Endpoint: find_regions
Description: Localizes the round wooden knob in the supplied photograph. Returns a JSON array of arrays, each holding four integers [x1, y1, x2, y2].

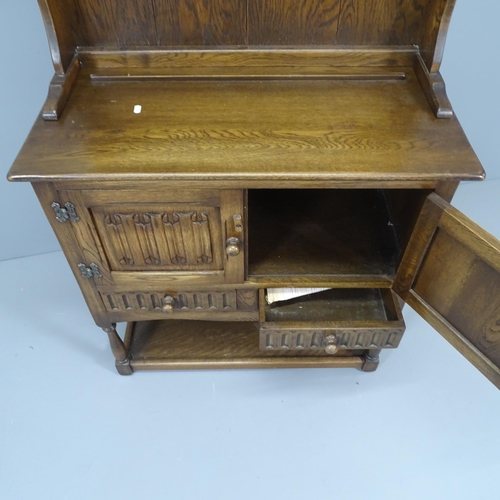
[[162, 296, 175, 313], [163, 303, 174, 313], [226, 237, 241, 257], [324, 335, 339, 355], [226, 244, 240, 256]]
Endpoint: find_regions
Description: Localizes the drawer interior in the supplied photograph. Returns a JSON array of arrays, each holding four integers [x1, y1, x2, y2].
[[263, 288, 399, 323]]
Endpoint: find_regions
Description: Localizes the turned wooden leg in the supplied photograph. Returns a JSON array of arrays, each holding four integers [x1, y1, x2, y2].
[[362, 348, 382, 372], [103, 324, 133, 375]]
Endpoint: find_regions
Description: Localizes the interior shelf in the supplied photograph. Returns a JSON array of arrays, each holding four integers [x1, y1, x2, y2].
[[248, 189, 402, 280]]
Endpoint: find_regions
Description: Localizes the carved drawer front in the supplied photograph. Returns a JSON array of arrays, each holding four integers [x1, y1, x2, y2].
[[260, 328, 404, 352], [100, 289, 258, 320], [259, 288, 405, 354]]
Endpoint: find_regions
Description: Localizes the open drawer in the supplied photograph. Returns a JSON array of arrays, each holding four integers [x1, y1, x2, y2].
[[259, 288, 405, 353]]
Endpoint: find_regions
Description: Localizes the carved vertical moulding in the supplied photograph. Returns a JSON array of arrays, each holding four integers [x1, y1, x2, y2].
[[100, 290, 240, 313], [260, 328, 404, 351], [92, 205, 223, 271]]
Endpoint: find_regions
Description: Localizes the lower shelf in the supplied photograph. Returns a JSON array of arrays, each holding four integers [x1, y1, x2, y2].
[[124, 320, 368, 371]]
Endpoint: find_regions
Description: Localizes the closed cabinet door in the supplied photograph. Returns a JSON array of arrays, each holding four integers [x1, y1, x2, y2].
[[58, 188, 245, 288]]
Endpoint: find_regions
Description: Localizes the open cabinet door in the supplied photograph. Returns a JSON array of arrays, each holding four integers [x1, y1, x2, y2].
[[394, 193, 500, 389]]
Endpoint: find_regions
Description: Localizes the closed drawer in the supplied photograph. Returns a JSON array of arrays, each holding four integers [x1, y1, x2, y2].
[[101, 289, 258, 321], [259, 288, 405, 353]]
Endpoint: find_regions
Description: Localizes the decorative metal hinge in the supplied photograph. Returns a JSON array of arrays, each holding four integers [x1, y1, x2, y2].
[[52, 202, 79, 223], [78, 263, 102, 279]]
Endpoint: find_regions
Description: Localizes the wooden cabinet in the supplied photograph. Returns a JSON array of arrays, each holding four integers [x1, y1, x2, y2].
[[7, 0, 500, 388]]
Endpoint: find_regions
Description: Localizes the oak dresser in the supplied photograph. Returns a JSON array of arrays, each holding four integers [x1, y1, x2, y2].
[[7, 0, 500, 387]]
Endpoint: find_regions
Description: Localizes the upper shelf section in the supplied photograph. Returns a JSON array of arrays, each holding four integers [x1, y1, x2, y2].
[[40, 0, 456, 75]]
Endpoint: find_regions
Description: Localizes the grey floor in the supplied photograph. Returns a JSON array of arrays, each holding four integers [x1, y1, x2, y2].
[[1, 181, 500, 499]]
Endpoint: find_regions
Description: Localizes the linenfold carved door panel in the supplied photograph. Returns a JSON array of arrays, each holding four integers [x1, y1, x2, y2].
[[394, 193, 500, 389], [91, 205, 223, 272], [58, 189, 244, 286]]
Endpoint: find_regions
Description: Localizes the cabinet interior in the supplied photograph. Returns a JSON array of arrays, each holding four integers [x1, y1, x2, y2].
[[248, 189, 428, 282]]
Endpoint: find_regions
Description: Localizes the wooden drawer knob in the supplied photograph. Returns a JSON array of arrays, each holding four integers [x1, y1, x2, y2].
[[324, 335, 339, 355], [162, 295, 176, 313], [226, 237, 241, 257]]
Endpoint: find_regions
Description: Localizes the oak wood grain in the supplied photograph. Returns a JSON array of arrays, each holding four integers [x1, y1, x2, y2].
[[11, 1, 494, 380], [249, 0, 341, 45], [383, 189, 431, 261], [407, 291, 500, 390], [74, 0, 157, 47], [248, 189, 401, 279], [436, 199, 500, 275], [32, 183, 108, 326], [58, 190, 114, 288], [38, 0, 79, 74], [104, 309, 259, 324], [55, 179, 441, 191], [401, 193, 500, 389], [413, 54, 453, 118], [79, 47, 418, 69], [220, 190, 245, 284], [434, 181, 459, 203], [42, 56, 81, 121], [37, 0, 457, 78], [155, 0, 246, 46], [89, 70, 407, 82], [73, 188, 220, 206], [8, 68, 484, 183], [236, 289, 258, 310], [103, 275, 394, 294], [111, 271, 226, 289], [393, 194, 444, 300], [337, 0, 428, 45], [262, 288, 402, 323], [127, 320, 365, 371], [103, 324, 133, 375], [421, 0, 456, 72]]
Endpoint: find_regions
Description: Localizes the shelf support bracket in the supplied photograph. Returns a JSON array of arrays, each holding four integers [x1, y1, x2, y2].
[[42, 55, 80, 121], [414, 53, 453, 119]]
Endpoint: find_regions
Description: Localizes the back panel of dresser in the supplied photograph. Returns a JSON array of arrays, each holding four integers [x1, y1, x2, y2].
[[40, 0, 454, 71]]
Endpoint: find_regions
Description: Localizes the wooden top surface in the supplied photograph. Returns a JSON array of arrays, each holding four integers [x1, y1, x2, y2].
[[9, 67, 484, 183]]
